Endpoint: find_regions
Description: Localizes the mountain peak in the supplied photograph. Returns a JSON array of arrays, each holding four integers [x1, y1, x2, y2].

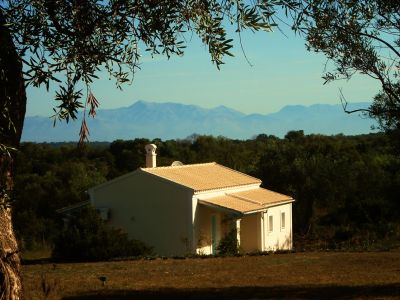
[[22, 100, 377, 142]]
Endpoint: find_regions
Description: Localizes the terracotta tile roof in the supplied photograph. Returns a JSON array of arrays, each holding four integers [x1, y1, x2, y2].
[[228, 188, 293, 206], [199, 194, 263, 213], [199, 188, 293, 214], [141, 162, 261, 192]]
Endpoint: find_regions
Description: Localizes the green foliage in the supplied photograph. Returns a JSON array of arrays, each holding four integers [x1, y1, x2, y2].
[[291, 0, 400, 131], [109, 139, 150, 176], [12, 133, 400, 254], [370, 84, 400, 131], [52, 206, 152, 262], [217, 229, 238, 255], [255, 132, 400, 249], [12, 143, 110, 251], [1, 0, 298, 138]]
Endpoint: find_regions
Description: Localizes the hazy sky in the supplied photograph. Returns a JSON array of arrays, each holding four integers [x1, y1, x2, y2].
[[26, 25, 380, 117]]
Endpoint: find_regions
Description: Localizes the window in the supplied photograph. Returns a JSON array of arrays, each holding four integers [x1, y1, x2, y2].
[[281, 212, 286, 230], [97, 207, 110, 221], [268, 215, 273, 232]]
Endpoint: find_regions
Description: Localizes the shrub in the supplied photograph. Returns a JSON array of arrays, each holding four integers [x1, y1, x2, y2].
[[52, 206, 152, 261], [217, 229, 239, 255]]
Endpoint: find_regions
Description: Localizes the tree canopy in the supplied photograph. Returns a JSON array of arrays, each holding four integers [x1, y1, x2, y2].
[[2, 0, 298, 143], [291, 0, 400, 131], [2, 0, 399, 143], [12, 135, 400, 256]]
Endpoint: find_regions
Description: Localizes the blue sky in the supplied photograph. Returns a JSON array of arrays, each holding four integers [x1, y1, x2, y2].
[[26, 24, 380, 117]]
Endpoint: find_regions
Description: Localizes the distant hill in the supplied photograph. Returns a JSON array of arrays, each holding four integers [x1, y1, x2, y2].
[[21, 100, 378, 142]]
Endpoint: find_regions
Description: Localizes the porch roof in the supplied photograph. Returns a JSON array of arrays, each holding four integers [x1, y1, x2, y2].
[[198, 188, 293, 214]]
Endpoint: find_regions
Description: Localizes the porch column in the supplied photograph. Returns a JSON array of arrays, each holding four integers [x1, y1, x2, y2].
[[260, 212, 265, 252], [236, 218, 241, 248]]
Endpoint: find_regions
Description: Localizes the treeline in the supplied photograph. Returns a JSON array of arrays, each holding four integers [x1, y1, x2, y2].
[[12, 131, 400, 255]]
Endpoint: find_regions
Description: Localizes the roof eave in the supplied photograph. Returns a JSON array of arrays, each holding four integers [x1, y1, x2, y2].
[[263, 199, 295, 208], [200, 198, 295, 216], [56, 200, 91, 214], [198, 199, 244, 216], [242, 199, 295, 214], [243, 208, 267, 215], [193, 182, 261, 194]]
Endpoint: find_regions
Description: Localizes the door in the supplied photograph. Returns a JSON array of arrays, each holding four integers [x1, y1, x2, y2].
[[263, 212, 273, 251]]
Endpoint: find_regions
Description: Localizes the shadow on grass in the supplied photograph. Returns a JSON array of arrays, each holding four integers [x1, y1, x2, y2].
[[21, 258, 53, 265], [63, 284, 400, 299]]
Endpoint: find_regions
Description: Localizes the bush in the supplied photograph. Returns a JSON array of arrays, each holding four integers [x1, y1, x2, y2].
[[217, 229, 239, 255], [52, 206, 152, 261]]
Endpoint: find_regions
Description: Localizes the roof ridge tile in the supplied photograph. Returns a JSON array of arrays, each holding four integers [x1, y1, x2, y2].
[[141, 162, 216, 170]]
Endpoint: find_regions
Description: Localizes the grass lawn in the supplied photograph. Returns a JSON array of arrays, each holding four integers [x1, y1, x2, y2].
[[22, 250, 400, 299]]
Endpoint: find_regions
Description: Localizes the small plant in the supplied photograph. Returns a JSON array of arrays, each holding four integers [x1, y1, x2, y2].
[[98, 276, 107, 287], [40, 273, 59, 299]]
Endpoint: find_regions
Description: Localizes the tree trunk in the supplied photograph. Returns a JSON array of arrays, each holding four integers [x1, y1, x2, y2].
[[0, 11, 27, 300]]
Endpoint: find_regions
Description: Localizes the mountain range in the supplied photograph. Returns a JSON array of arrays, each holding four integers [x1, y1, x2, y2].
[[21, 100, 378, 142]]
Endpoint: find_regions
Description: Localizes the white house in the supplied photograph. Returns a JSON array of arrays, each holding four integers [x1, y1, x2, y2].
[[88, 144, 294, 256]]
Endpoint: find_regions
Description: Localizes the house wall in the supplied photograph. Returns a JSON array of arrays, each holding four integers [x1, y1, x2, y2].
[[90, 170, 194, 256], [240, 213, 262, 253], [263, 203, 292, 251]]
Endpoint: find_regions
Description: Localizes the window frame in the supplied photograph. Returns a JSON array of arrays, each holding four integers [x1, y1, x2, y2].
[[281, 211, 286, 231], [268, 215, 273, 233]]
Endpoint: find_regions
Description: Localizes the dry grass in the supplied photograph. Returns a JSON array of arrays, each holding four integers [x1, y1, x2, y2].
[[22, 250, 400, 299], [21, 246, 53, 261]]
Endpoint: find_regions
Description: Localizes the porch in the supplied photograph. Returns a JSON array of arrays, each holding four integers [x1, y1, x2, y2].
[[193, 188, 294, 255]]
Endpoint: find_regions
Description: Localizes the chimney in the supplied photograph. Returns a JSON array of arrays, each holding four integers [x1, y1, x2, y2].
[[145, 144, 157, 168]]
